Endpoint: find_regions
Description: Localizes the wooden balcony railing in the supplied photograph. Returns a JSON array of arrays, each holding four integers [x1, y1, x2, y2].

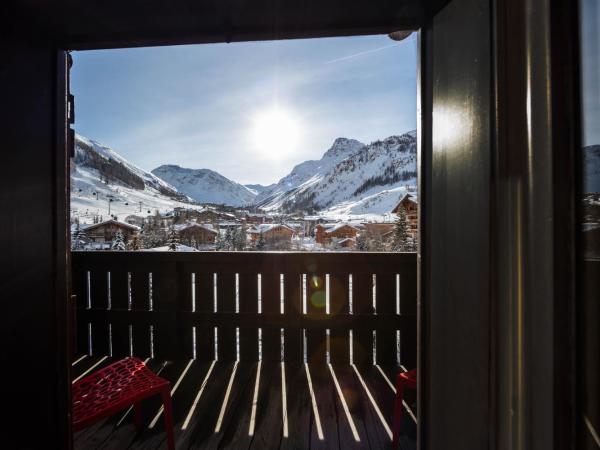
[[71, 252, 416, 367]]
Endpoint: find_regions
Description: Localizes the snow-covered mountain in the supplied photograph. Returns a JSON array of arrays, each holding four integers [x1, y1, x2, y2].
[[245, 184, 276, 196], [71, 131, 418, 221], [258, 132, 417, 214], [585, 145, 600, 193], [255, 138, 365, 207], [152, 165, 256, 206], [71, 135, 196, 222]]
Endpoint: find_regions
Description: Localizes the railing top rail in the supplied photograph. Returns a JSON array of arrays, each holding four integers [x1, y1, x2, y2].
[[72, 250, 417, 266]]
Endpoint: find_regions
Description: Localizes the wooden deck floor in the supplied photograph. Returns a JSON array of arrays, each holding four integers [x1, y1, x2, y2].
[[72, 356, 416, 450]]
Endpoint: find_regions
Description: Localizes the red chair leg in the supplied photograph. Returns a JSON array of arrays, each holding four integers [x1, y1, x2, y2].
[[392, 376, 406, 449], [133, 401, 143, 430], [161, 389, 175, 450]]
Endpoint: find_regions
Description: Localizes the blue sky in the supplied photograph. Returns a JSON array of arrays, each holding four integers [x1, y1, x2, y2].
[[582, 0, 600, 147], [72, 34, 417, 185]]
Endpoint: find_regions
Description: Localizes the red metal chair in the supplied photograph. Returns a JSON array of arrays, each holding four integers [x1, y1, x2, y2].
[[72, 357, 175, 450], [392, 368, 417, 449]]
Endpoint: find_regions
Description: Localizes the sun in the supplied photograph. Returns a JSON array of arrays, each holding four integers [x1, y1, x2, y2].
[[250, 106, 302, 159]]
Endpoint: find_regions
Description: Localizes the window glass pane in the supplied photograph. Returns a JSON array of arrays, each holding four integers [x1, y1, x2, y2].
[[579, 0, 600, 447]]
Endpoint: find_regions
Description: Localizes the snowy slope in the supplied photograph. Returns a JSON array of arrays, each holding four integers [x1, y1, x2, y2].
[[245, 184, 276, 195], [71, 135, 196, 223], [585, 145, 600, 193], [259, 132, 417, 213], [152, 165, 257, 206], [322, 185, 416, 217], [255, 138, 366, 206]]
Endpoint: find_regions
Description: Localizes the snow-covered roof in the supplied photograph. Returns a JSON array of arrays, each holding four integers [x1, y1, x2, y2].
[[398, 193, 418, 205], [317, 222, 360, 233], [81, 219, 141, 232], [248, 223, 295, 234], [172, 222, 217, 233], [143, 244, 199, 252]]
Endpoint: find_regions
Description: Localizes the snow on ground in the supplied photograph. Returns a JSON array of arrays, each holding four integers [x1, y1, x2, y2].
[[143, 244, 199, 252], [317, 185, 416, 222], [71, 166, 200, 224]]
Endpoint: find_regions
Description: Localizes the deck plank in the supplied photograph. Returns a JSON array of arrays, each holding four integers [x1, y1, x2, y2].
[[217, 361, 277, 449], [132, 360, 213, 449], [279, 364, 311, 450], [248, 362, 284, 450], [188, 362, 255, 450], [309, 364, 340, 450], [329, 364, 370, 450], [73, 361, 416, 450], [71, 355, 109, 381], [174, 361, 234, 449], [349, 364, 394, 450]]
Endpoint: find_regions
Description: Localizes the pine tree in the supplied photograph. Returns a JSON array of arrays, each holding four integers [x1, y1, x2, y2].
[[215, 231, 225, 250], [224, 227, 234, 251], [356, 233, 368, 251], [391, 207, 409, 252], [233, 227, 247, 251], [127, 234, 141, 251], [166, 228, 180, 251], [111, 230, 126, 251], [256, 232, 265, 250], [72, 226, 88, 250]]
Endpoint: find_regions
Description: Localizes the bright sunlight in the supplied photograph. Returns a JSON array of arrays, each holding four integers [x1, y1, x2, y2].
[[250, 106, 303, 160]]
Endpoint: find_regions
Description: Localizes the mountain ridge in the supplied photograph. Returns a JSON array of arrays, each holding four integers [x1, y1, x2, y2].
[[152, 164, 257, 207]]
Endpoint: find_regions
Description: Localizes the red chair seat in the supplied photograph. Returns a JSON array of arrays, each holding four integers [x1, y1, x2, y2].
[[72, 357, 174, 449], [392, 369, 417, 448]]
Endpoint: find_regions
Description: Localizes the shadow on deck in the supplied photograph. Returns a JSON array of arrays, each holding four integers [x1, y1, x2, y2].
[[72, 356, 416, 450]]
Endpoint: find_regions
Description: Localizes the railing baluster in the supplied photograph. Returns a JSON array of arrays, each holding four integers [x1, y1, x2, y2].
[[89, 268, 110, 355], [260, 268, 282, 362], [72, 267, 89, 356], [194, 270, 215, 360], [329, 272, 350, 364], [399, 262, 417, 368], [180, 266, 195, 359], [217, 271, 237, 361], [283, 258, 303, 363], [109, 263, 130, 357], [152, 261, 179, 360], [238, 270, 259, 360], [351, 271, 374, 365], [375, 271, 397, 365], [130, 270, 151, 358], [305, 271, 327, 363]]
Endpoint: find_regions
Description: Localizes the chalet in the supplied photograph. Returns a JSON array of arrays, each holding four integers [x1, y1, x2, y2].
[[336, 237, 357, 249], [172, 207, 237, 225], [173, 222, 218, 247], [124, 214, 145, 227], [392, 193, 418, 215], [315, 223, 360, 245], [244, 213, 268, 224], [81, 219, 140, 248], [248, 223, 294, 244], [392, 193, 418, 238], [361, 222, 395, 237]]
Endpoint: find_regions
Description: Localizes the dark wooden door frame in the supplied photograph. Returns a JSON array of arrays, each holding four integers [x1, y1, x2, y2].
[[417, 0, 580, 449], [2, 0, 582, 447]]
